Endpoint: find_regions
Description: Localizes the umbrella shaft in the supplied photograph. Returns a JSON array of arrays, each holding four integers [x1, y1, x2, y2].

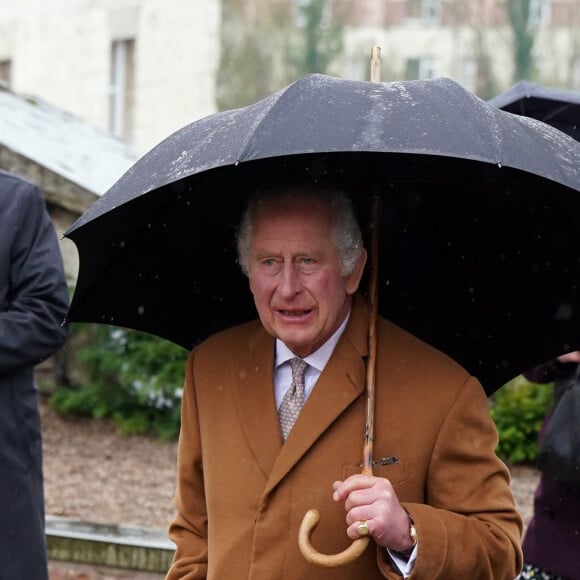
[[363, 195, 380, 474]]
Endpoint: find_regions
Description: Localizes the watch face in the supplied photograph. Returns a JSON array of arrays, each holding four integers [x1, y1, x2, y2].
[[410, 524, 418, 545]]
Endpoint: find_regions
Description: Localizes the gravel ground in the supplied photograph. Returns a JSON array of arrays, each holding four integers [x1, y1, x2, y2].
[[41, 396, 178, 531], [510, 463, 540, 531]]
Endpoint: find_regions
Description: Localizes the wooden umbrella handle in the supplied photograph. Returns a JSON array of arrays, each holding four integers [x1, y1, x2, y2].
[[298, 509, 370, 567]]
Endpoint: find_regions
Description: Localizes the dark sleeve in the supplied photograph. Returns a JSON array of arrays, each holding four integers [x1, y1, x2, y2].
[[523, 359, 577, 384], [0, 174, 69, 376]]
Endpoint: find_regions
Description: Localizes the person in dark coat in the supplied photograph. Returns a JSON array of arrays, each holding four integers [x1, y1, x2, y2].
[[515, 351, 580, 580], [0, 170, 69, 579]]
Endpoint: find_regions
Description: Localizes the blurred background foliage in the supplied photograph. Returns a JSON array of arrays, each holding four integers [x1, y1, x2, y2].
[[49, 323, 187, 440], [489, 376, 554, 465]]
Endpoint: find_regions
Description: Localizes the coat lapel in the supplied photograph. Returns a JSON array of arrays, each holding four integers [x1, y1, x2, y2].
[[234, 326, 282, 479], [265, 295, 369, 495]]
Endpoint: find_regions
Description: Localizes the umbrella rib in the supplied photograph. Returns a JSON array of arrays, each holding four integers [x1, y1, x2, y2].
[[542, 103, 577, 123], [234, 79, 306, 163]]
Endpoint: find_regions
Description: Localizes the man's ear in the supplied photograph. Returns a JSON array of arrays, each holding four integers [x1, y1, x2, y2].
[[345, 248, 367, 295]]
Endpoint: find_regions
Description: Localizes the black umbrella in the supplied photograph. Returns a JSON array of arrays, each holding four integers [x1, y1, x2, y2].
[[488, 80, 580, 139], [65, 73, 580, 396]]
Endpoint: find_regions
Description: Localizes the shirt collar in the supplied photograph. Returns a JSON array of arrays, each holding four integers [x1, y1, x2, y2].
[[275, 311, 351, 373]]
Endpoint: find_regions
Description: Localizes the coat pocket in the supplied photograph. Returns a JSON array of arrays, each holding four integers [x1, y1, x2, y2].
[[342, 458, 410, 486]]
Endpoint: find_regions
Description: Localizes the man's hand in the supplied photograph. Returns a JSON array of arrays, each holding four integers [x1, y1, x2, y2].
[[332, 474, 415, 552]]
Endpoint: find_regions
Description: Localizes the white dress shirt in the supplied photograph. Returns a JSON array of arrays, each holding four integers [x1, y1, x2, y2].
[[274, 313, 349, 409]]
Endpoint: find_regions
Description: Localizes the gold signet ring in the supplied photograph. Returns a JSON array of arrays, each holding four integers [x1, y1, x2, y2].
[[357, 521, 369, 536]]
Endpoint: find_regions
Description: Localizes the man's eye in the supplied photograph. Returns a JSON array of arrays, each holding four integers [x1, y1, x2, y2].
[[298, 257, 319, 272], [262, 258, 277, 267]]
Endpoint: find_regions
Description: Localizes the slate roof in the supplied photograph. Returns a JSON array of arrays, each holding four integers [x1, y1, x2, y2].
[[0, 84, 141, 197]]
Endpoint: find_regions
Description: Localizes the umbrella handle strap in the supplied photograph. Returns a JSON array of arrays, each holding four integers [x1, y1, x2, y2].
[[298, 508, 370, 567]]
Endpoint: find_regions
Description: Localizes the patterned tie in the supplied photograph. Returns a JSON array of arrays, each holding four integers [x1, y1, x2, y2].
[[278, 357, 308, 441]]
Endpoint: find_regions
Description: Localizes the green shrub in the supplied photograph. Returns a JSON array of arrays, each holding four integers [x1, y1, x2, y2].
[[50, 323, 188, 439], [490, 376, 553, 465]]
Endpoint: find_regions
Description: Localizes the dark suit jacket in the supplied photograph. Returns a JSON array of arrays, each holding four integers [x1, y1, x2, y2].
[[167, 294, 522, 579], [0, 170, 69, 579]]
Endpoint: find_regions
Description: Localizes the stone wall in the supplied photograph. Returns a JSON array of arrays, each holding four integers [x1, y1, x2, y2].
[[0, 145, 96, 284]]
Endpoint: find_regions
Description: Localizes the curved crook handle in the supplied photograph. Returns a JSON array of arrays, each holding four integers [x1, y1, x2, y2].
[[298, 508, 370, 567]]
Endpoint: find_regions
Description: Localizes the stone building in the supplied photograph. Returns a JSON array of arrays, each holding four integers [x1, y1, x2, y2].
[[334, 0, 580, 96], [222, 0, 580, 102], [0, 0, 221, 153], [1, 0, 579, 153]]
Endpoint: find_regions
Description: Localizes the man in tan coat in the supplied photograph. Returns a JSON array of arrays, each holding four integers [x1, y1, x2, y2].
[[166, 182, 522, 579]]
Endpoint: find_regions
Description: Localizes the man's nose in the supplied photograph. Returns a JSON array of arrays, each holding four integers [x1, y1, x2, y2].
[[278, 263, 302, 297]]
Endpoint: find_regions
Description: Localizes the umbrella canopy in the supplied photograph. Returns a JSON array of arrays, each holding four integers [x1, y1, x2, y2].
[[488, 80, 580, 139], [65, 73, 580, 395]]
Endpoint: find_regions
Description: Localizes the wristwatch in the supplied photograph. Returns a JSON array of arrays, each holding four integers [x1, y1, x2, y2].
[[409, 520, 418, 546], [392, 513, 418, 559]]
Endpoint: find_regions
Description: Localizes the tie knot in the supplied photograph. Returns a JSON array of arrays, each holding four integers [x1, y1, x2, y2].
[[289, 357, 307, 385]]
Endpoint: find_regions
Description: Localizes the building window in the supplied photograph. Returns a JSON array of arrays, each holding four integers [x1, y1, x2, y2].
[[406, 0, 441, 24], [109, 39, 135, 141], [528, 0, 551, 27], [406, 56, 437, 80], [0, 59, 12, 88], [293, 0, 331, 27], [571, 56, 580, 90]]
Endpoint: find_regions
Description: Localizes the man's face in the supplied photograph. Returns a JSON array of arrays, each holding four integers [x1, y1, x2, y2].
[[248, 199, 366, 357]]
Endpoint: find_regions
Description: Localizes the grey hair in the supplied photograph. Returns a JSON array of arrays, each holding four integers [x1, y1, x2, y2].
[[236, 184, 364, 276]]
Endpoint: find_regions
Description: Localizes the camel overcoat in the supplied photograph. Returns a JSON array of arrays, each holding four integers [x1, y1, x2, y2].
[[167, 295, 522, 579]]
